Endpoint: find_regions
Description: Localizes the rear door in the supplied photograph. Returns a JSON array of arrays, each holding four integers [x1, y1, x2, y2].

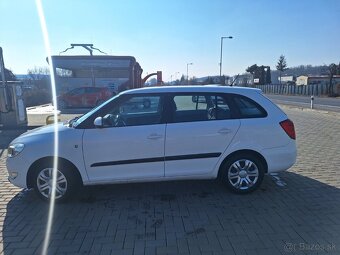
[[164, 93, 240, 177]]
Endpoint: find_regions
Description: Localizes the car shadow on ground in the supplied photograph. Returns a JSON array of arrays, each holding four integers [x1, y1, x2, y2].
[[2, 172, 340, 254]]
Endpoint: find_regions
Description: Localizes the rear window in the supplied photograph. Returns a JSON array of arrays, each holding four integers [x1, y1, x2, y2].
[[170, 94, 232, 123], [232, 95, 267, 118]]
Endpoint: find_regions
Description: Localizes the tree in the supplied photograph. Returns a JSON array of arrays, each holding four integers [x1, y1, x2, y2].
[[328, 63, 338, 96], [246, 64, 258, 86], [246, 64, 258, 75], [276, 55, 288, 85], [189, 76, 197, 85], [27, 66, 50, 81], [180, 75, 186, 84], [246, 64, 268, 85], [265, 67, 271, 84], [259, 66, 266, 84]]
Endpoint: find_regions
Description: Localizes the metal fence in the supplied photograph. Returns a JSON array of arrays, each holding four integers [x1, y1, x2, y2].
[[250, 84, 331, 96]]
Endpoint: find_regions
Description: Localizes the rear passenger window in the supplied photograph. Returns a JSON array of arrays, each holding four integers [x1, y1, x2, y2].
[[170, 94, 232, 123], [174, 96, 207, 111], [233, 95, 267, 118]]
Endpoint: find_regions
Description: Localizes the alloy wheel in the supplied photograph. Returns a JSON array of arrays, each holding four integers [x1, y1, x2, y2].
[[36, 168, 68, 199], [227, 159, 259, 190]]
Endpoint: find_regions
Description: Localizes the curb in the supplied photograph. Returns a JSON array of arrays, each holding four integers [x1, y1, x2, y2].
[[278, 104, 340, 117]]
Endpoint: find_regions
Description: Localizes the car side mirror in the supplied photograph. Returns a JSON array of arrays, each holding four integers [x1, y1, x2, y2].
[[94, 116, 103, 128]]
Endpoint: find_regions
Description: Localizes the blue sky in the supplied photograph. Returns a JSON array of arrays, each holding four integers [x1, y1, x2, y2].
[[0, 0, 339, 81]]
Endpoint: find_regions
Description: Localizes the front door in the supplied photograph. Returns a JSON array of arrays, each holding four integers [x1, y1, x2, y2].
[[83, 94, 165, 182]]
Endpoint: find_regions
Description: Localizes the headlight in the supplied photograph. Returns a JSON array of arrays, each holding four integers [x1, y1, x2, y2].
[[8, 143, 25, 158]]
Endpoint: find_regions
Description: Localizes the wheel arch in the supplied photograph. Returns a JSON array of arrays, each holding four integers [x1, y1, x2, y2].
[[26, 156, 83, 188], [218, 149, 268, 179]]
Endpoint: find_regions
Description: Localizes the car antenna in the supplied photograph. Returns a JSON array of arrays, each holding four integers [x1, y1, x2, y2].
[[230, 74, 239, 86]]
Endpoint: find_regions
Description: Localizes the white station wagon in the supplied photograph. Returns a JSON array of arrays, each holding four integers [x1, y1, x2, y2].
[[7, 86, 297, 201]]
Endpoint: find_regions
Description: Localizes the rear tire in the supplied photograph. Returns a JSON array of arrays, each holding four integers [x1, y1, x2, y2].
[[220, 153, 265, 194], [31, 161, 80, 202]]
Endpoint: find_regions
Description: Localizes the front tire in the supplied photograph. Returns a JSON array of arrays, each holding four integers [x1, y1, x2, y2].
[[31, 161, 80, 202], [220, 153, 265, 194]]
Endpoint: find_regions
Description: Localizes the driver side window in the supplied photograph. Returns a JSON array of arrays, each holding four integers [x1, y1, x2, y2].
[[103, 95, 163, 127]]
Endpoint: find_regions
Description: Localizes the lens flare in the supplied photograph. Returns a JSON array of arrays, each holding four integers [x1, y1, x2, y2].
[[35, 1, 59, 254]]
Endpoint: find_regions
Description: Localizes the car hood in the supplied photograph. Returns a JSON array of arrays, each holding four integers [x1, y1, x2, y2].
[[11, 123, 70, 144]]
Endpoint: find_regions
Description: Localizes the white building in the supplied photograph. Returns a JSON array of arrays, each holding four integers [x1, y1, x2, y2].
[[278, 76, 296, 84], [296, 75, 340, 86]]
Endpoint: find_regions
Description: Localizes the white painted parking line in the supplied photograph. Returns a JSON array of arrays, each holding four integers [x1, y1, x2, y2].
[[269, 173, 287, 187]]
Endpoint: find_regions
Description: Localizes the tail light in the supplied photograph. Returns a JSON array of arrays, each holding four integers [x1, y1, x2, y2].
[[280, 119, 296, 140]]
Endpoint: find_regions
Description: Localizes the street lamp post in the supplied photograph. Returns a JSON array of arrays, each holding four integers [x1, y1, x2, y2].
[[219, 36, 233, 79], [187, 63, 193, 85]]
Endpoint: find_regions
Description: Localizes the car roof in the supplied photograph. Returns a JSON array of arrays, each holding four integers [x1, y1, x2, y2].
[[123, 85, 262, 95]]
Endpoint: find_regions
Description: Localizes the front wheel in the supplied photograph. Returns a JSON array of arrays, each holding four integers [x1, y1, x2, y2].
[[220, 154, 265, 194], [32, 162, 80, 202]]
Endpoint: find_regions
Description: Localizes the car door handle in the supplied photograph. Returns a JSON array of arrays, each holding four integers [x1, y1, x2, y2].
[[147, 134, 163, 140], [218, 128, 232, 134]]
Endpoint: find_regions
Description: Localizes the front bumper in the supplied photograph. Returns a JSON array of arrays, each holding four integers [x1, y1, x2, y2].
[[6, 155, 29, 189]]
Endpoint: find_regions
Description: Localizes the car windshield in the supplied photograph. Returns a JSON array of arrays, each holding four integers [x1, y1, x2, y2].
[[72, 93, 119, 127]]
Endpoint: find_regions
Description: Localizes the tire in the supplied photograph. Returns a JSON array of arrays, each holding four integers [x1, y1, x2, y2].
[[31, 161, 80, 202], [220, 153, 265, 194]]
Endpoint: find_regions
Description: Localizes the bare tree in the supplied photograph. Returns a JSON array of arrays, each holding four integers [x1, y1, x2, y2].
[[27, 66, 50, 81]]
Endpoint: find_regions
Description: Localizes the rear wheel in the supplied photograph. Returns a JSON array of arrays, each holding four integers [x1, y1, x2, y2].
[[31, 161, 80, 202], [220, 153, 264, 194]]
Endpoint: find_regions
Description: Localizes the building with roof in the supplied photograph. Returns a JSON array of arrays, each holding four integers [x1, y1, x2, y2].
[[296, 75, 340, 86]]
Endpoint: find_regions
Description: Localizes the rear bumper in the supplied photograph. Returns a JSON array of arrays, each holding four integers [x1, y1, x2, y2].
[[261, 141, 297, 173]]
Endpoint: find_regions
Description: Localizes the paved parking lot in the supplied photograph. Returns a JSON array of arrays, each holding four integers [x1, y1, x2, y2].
[[1, 106, 340, 255]]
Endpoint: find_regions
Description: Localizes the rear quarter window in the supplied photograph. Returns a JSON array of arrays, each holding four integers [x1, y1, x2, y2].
[[232, 95, 267, 118]]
